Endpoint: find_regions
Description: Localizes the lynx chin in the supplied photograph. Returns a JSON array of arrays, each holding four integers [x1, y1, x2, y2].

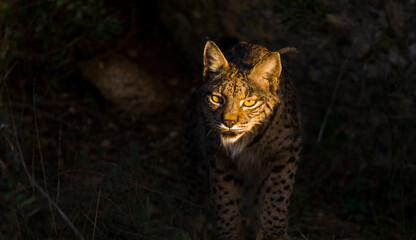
[[179, 40, 301, 240]]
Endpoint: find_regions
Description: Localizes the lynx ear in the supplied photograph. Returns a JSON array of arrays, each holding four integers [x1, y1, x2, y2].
[[203, 41, 229, 78], [248, 52, 282, 92]]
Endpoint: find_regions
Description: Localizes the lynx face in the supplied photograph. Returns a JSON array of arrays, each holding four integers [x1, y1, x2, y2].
[[201, 41, 282, 157]]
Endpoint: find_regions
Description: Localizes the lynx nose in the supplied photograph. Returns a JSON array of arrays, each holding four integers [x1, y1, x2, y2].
[[223, 119, 236, 128]]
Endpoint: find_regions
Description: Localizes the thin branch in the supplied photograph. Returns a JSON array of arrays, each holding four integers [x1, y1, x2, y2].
[[317, 47, 352, 143], [92, 184, 102, 240], [54, 123, 62, 233], [32, 82, 57, 233], [81, 211, 109, 240], [296, 226, 310, 240], [0, 61, 17, 84]]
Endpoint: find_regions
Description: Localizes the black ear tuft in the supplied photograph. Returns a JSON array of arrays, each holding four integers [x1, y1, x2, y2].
[[216, 37, 239, 53]]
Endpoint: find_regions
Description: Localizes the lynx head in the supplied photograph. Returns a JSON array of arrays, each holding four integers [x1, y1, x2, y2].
[[201, 41, 282, 158]]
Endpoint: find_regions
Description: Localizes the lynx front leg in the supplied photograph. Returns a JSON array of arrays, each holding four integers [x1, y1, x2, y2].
[[209, 157, 244, 240], [257, 155, 299, 240]]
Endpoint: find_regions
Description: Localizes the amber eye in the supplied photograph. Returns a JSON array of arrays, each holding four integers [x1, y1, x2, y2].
[[211, 95, 223, 104], [243, 100, 257, 107]]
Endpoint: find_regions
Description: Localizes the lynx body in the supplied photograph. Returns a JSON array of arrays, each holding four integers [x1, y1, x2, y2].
[[180, 41, 301, 240]]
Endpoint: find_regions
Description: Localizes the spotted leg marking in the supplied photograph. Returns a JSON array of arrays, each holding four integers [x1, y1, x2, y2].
[[257, 155, 298, 240], [209, 156, 244, 240]]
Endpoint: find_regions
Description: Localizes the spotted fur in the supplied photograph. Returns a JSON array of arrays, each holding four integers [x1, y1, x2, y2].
[[180, 41, 301, 240]]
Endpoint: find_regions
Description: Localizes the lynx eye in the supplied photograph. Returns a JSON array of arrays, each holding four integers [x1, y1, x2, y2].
[[210, 95, 223, 104], [243, 100, 257, 107]]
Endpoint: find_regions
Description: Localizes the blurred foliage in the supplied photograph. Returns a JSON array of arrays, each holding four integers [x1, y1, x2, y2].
[[272, 0, 326, 26], [0, 0, 123, 76]]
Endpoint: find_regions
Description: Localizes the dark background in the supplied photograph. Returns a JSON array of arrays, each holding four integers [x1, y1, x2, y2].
[[0, 0, 415, 239]]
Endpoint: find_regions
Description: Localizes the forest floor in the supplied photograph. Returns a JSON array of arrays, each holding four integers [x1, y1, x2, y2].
[[2, 37, 414, 240]]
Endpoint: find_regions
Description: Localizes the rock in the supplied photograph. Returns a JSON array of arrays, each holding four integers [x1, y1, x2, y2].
[[157, 0, 292, 65], [80, 54, 170, 115]]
